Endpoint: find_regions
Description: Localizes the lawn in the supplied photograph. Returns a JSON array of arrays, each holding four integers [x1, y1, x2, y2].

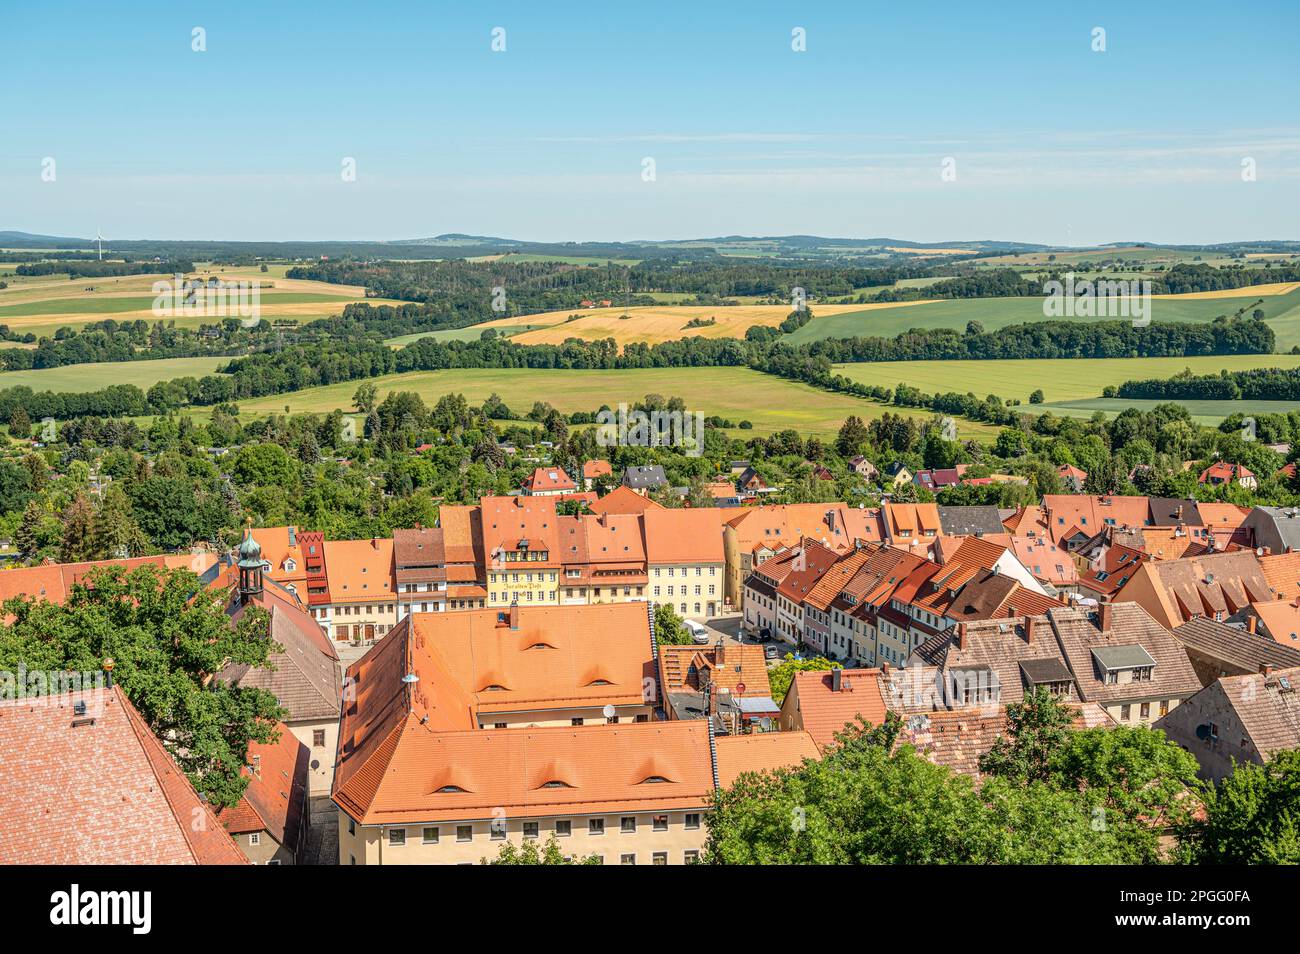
[[226, 366, 999, 440], [0, 356, 229, 392], [832, 354, 1300, 405]]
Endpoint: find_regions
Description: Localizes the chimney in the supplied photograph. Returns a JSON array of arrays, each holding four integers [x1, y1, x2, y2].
[[1261, 663, 1274, 677], [372, 536, 379, 550], [1024, 617, 1035, 645], [509, 603, 519, 631], [1099, 603, 1113, 633], [831, 668, 843, 692], [1248, 615, 1258, 635], [957, 622, 968, 650]]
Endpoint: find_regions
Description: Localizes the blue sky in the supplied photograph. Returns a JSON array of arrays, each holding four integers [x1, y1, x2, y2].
[[2, 0, 1297, 244]]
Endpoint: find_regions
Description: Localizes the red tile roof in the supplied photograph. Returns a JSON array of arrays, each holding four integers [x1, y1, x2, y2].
[[217, 721, 309, 853], [714, 731, 819, 787], [0, 686, 246, 864], [787, 668, 889, 752]]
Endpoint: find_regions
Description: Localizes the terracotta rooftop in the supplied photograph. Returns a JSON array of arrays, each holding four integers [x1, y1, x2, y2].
[[787, 668, 889, 752], [588, 484, 665, 515], [335, 718, 714, 825], [642, 508, 726, 564], [217, 721, 310, 853], [523, 466, 576, 493], [0, 685, 246, 864], [324, 537, 395, 605], [714, 731, 819, 787]]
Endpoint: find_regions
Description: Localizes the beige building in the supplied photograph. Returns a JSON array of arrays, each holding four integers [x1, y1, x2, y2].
[[217, 721, 311, 865], [645, 509, 727, 618]]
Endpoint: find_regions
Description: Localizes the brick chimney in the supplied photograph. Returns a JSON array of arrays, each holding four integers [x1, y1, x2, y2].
[[957, 622, 968, 650], [509, 603, 519, 630], [1261, 663, 1274, 677], [1024, 617, 1035, 645], [1248, 615, 1258, 635], [1098, 603, 1113, 633], [831, 668, 842, 692]]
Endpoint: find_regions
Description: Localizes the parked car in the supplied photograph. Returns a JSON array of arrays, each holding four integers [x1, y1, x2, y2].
[[763, 645, 781, 660], [685, 619, 710, 644]]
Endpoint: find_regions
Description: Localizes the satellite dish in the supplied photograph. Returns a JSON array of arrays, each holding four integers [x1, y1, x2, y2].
[[602, 704, 617, 719]]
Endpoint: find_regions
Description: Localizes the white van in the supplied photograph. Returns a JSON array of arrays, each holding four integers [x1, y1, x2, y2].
[[684, 620, 710, 644]]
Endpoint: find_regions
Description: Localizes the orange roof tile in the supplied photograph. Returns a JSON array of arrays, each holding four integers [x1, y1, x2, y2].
[[523, 466, 576, 493], [642, 508, 726, 564], [217, 721, 309, 852], [788, 668, 889, 752], [324, 537, 395, 604], [589, 484, 665, 515], [714, 731, 819, 787], [0, 686, 246, 864]]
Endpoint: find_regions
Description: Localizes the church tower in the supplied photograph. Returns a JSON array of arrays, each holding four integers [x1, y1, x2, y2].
[[237, 529, 265, 605]]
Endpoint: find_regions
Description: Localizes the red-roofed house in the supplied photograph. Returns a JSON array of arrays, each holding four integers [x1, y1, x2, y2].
[[522, 466, 577, 496], [1200, 461, 1257, 490], [217, 722, 311, 864]]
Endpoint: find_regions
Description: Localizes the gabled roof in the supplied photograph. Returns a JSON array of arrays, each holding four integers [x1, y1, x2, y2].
[[589, 484, 665, 515], [0, 686, 246, 864], [0, 553, 219, 607], [1117, 549, 1272, 628], [323, 537, 395, 605], [1149, 497, 1203, 527], [658, 643, 770, 698], [1259, 552, 1300, 600], [1200, 667, 1300, 758], [642, 509, 726, 564], [714, 731, 819, 787], [787, 668, 889, 752], [224, 591, 342, 722], [523, 466, 576, 493], [1173, 616, 1300, 673], [335, 718, 714, 825], [622, 464, 668, 489], [217, 721, 309, 852], [480, 496, 563, 568], [775, 540, 842, 604], [582, 459, 613, 480], [937, 506, 1007, 537], [1047, 604, 1201, 705]]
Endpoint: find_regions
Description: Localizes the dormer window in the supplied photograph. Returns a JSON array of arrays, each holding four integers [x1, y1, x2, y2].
[[437, 785, 467, 793], [640, 775, 670, 784], [540, 780, 572, 789]]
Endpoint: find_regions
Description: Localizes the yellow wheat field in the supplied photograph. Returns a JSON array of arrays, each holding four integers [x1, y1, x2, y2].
[[482, 301, 938, 346]]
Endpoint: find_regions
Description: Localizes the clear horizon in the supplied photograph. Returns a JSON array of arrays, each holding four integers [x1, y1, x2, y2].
[[3, 0, 1297, 245]]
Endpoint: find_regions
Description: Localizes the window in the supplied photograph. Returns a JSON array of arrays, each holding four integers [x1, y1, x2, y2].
[[555, 820, 572, 837], [621, 817, 636, 833], [571, 717, 584, 726], [456, 825, 472, 843], [490, 823, 506, 841], [1140, 702, 1151, 720], [1120, 705, 1131, 721], [652, 814, 668, 832], [1159, 700, 1169, 717], [313, 729, 326, 747], [652, 852, 668, 866], [348, 817, 356, 836], [249, 832, 261, 846], [423, 827, 439, 845], [523, 822, 539, 840], [684, 850, 699, 864], [589, 818, 605, 835], [620, 854, 636, 865], [388, 829, 405, 847]]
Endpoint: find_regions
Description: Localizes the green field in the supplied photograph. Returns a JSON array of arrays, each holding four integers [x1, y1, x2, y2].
[[0, 292, 353, 320], [385, 324, 549, 346], [832, 354, 1300, 405], [0, 356, 229, 392], [787, 288, 1300, 346], [1037, 397, 1300, 425], [224, 366, 999, 440]]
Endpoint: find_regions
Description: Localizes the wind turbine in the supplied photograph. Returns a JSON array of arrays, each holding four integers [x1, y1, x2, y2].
[[95, 227, 105, 261]]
